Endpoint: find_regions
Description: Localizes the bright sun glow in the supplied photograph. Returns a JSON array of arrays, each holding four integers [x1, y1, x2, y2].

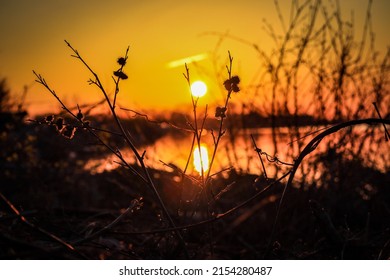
[[191, 81, 207, 97], [193, 145, 209, 174]]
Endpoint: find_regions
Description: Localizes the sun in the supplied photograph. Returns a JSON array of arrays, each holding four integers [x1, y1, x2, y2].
[[190, 81, 207, 97]]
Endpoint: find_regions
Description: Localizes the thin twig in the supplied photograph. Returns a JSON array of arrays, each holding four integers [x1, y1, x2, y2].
[[0, 190, 86, 259], [266, 118, 390, 257], [206, 51, 235, 181], [36, 41, 188, 258], [251, 134, 268, 179], [32, 73, 146, 181], [372, 102, 390, 141], [110, 171, 291, 235], [120, 107, 192, 132], [72, 199, 140, 245], [112, 46, 130, 109], [159, 160, 201, 185]]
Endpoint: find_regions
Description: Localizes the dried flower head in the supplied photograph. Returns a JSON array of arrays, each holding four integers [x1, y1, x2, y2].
[[77, 111, 83, 120], [113, 70, 128, 80], [231, 76, 240, 84], [215, 106, 227, 118], [223, 80, 231, 91], [223, 75, 240, 92], [232, 84, 240, 93], [117, 57, 126, 66]]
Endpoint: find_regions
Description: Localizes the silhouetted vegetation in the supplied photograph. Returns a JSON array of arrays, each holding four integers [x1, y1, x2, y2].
[[1, 0, 389, 260]]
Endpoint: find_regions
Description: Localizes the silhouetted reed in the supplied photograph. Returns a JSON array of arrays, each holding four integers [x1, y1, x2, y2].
[[1, 0, 388, 260], [33, 41, 188, 257], [206, 0, 389, 183]]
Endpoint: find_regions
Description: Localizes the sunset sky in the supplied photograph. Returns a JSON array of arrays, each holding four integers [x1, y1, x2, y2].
[[0, 0, 389, 116]]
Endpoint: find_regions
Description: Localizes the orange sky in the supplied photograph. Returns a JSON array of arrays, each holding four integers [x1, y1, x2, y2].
[[1, 0, 389, 116]]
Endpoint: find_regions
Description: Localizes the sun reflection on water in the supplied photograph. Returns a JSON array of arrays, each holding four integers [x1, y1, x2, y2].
[[82, 126, 388, 181], [193, 145, 209, 175]]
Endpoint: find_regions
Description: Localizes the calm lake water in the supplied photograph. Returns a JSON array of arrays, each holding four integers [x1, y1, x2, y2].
[[84, 124, 389, 181]]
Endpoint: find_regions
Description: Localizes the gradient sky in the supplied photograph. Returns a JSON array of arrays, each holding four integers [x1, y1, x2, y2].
[[1, 0, 389, 115]]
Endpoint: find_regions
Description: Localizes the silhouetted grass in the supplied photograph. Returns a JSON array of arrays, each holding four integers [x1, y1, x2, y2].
[[0, 0, 389, 260]]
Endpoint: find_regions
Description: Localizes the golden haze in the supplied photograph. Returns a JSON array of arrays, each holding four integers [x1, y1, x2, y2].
[[0, 0, 389, 116]]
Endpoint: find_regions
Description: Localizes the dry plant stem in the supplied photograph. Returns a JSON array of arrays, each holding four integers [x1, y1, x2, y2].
[[208, 0, 388, 167], [112, 47, 129, 110], [183, 134, 196, 174], [0, 190, 87, 259], [32, 72, 146, 182], [269, 0, 311, 156], [183, 64, 207, 182], [63, 41, 144, 171], [66, 41, 177, 232], [72, 199, 140, 245], [0, 210, 38, 221], [28, 119, 123, 138], [182, 65, 198, 174], [37, 41, 188, 257], [111, 171, 291, 235], [209, 166, 234, 178], [180, 63, 204, 219], [285, 118, 389, 188], [251, 134, 268, 179], [183, 64, 213, 253], [20, 201, 141, 256], [372, 102, 390, 141], [206, 51, 234, 181], [68, 98, 106, 115], [184, 53, 236, 255], [159, 160, 201, 185], [287, 126, 330, 145], [120, 108, 193, 133], [266, 118, 390, 256], [196, 107, 208, 183]]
